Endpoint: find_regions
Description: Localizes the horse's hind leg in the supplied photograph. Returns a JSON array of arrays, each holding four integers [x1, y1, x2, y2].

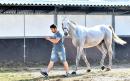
[[97, 42, 107, 70], [105, 37, 113, 71], [106, 45, 113, 71], [81, 48, 91, 72]]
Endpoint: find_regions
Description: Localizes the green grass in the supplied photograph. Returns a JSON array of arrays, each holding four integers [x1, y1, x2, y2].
[[0, 71, 38, 81], [0, 67, 43, 81]]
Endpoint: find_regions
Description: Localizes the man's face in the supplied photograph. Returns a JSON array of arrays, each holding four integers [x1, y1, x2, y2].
[[50, 28, 57, 33]]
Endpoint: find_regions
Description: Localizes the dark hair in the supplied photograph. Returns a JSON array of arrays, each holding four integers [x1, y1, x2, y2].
[[50, 24, 57, 28]]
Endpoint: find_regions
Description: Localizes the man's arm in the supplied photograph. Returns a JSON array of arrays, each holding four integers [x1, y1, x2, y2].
[[46, 38, 60, 44]]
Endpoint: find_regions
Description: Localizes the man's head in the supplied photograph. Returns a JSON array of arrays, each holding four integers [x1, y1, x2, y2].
[[50, 24, 57, 33]]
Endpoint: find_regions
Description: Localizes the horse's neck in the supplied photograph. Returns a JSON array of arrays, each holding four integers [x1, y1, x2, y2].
[[68, 21, 76, 30], [68, 22, 77, 37]]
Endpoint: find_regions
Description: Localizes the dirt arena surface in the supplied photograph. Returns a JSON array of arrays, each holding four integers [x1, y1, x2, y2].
[[0, 64, 130, 81]]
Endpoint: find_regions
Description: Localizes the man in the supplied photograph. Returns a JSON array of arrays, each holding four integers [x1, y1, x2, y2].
[[40, 24, 70, 77]]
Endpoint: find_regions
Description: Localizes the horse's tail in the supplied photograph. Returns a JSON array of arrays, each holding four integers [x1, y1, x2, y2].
[[109, 25, 127, 45]]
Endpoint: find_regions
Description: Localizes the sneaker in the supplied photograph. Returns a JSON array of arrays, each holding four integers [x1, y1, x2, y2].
[[40, 71, 48, 77], [63, 72, 70, 77]]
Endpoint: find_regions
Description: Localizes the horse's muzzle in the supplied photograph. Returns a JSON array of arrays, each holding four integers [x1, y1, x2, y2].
[[64, 32, 68, 36]]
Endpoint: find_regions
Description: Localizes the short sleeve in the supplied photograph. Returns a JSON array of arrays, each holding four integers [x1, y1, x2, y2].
[[55, 33, 62, 40]]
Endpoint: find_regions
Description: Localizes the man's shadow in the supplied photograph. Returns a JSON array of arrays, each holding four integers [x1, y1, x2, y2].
[[19, 74, 84, 81]]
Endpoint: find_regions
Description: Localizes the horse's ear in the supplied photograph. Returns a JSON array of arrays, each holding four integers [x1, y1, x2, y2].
[[63, 17, 69, 22], [62, 16, 66, 21]]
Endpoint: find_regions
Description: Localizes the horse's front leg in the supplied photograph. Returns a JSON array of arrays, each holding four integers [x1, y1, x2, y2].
[[71, 47, 81, 75]]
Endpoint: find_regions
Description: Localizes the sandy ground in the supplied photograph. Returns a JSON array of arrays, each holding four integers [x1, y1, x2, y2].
[[1, 64, 130, 81], [30, 64, 130, 81]]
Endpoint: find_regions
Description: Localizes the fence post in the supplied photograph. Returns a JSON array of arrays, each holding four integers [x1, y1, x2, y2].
[[112, 8, 115, 59], [54, 6, 58, 25]]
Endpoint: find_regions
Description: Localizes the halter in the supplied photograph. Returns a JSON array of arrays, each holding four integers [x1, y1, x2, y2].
[[62, 28, 68, 31]]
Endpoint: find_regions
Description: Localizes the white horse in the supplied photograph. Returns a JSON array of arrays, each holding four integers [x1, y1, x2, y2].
[[62, 18, 127, 75]]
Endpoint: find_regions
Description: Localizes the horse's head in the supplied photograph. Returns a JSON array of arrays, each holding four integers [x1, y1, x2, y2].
[[62, 17, 69, 36]]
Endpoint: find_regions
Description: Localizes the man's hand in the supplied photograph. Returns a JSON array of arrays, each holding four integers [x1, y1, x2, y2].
[[45, 36, 50, 40]]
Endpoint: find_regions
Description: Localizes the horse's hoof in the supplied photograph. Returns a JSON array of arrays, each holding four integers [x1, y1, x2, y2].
[[106, 68, 111, 71], [87, 69, 91, 72], [101, 66, 105, 70], [71, 71, 76, 75]]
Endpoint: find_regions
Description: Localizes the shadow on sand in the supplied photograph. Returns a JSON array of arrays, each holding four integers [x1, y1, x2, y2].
[[19, 74, 84, 81]]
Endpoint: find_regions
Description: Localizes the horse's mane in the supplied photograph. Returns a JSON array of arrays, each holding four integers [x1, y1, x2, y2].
[[69, 20, 76, 25]]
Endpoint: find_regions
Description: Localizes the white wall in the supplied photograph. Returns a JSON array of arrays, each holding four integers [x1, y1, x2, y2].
[[0, 15, 54, 38], [115, 16, 130, 35], [0, 15, 24, 37], [0, 15, 129, 38], [85, 15, 112, 27], [25, 15, 54, 37]]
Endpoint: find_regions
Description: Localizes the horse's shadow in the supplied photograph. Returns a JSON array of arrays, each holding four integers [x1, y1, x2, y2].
[[19, 74, 84, 81]]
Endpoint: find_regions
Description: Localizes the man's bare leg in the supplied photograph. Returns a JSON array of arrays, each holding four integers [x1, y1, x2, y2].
[[63, 61, 69, 73], [46, 61, 54, 73], [41, 61, 54, 77], [63, 61, 70, 77]]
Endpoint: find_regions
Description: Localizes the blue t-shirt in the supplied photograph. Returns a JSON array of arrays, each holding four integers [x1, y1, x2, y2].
[[53, 31, 64, 51]]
